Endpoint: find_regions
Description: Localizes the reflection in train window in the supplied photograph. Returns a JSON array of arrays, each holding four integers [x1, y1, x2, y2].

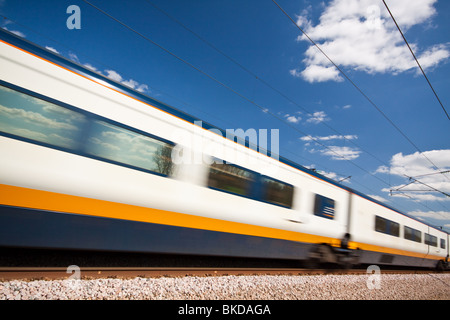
[[425, 233, 438, 247], [85, 120, 174, 176], [441, 239, 446, 249], [314, 194, 335, 220], [375, 216, 399, 237], [404, 226, 422, 243], [208, 161, 255, 197], [261, 176, 294, 208], [0, 85, 87, 150]]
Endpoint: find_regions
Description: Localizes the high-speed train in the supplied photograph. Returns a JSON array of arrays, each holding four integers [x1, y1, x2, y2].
[[0, 28, 448, 270]]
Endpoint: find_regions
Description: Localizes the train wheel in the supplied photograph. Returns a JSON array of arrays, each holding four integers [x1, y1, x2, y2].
[[436, 260, 446, 272], [307, 244, 337, 269]]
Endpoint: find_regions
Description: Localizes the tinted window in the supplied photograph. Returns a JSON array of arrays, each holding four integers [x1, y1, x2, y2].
[[375, 216, 400, 237], [261, 176, 294, 208], [0, 84, 175, 177], [425, 234, 438, 247], [404, 226, 422, 243], [390, 222, 400, 238], [375, 215, 387, 233], [441, 238, 446, 249], [314, 194, 335, 219], [0, 85, 87, 149], [85, 120, 174, 175], [208, 161, 255, 197]]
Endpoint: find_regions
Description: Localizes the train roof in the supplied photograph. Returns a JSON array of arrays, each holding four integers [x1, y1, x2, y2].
[[0, 28, 447, 234]]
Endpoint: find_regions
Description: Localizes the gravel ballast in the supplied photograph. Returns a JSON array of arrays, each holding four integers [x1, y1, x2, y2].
[[1, 273, 449, 300]]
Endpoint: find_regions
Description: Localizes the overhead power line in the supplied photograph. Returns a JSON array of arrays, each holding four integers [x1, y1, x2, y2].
[[271, 0, 450, 184], [144, 0, 390, 169], [390, 178, 450, 198], [80, 0, 421, 196], [382, 0, 450, 122], [144, 0, 449, 205], [81, 0, 449, 212], [411, 170, 450, 179]]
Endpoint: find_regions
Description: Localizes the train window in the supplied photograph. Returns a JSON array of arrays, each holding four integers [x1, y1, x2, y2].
[[84, 120, 174, 176], [404, 226, 422, 243], [441, 239, 446, 250], [375, 216, 387, 233], [207, 161, 255, 197], [425, 234, 438, 247], [375, 216, 400, 237], [390, 221, 400, 237], [0, 85, 87, 150], [314, 194, 335, 219], [261, 176, 294, 208]]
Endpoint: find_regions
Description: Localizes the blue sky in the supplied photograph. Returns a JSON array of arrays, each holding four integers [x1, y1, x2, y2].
[[1, 0, 449, 231]]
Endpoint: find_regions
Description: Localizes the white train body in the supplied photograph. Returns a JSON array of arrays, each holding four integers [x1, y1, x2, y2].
[[0, 29, 448, 269]]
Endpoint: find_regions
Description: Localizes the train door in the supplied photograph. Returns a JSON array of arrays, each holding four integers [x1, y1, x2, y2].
[[425, 227, 439, 257], [447, 233, 449, 263]]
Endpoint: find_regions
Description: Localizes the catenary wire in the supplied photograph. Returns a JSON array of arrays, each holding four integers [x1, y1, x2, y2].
[[143, 0, 388, 168], [1, 17, 364, 199], [0, 14, 357, 191], [74, 1, 449, 215], [80, 0, 390, 181], [1, 6, 445, 218], [271, 0, 450, 184], [142, 1, 449, 206], [382, 0, 450, 121], [81, 0, 449, 212]]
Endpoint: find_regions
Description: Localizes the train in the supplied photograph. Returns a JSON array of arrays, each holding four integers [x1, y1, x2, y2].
[[0, 28, 448, 270]]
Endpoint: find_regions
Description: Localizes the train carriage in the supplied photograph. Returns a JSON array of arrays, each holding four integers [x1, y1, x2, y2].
[[0, 29, 448, 269]]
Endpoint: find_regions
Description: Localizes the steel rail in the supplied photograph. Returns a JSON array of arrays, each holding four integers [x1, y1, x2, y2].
[[0, 267, 445, 281]]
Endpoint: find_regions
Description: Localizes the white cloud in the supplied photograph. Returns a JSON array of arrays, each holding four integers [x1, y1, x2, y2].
[[68, 52, 80, 63], [408, 210, 450, 221], [2, 26, 25, 38], [321, 171, 337, 180], [41, 49, 149, 93], [0, 104, 77, 131], [89, 137, 120, 151], [306, 111, 328, 124], [284, 114, 302, 123], [304, 164, 352, 183], [320, 145, 361, 160], [45, 46, 59, 54], [300, 134, 357, 142], [377, 149, 450, 202], [104, 69, 149, 93], [301, 132, 360, 160], [83, 63, 99, 72], [122, 79, 149, 93], [378, 149, 450, 178], [104, 69, 123, 82], [292, 64, 343, 83], [368, 194, 389, 203], [304, 164, 338, 180], [293, 0, 450, 83]]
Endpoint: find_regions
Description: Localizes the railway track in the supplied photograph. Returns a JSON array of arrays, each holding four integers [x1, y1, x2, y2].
[[0, 266, 445, 281]]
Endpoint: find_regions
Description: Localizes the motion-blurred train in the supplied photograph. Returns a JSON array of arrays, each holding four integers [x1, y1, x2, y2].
[[0, 29, 448, 269]]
